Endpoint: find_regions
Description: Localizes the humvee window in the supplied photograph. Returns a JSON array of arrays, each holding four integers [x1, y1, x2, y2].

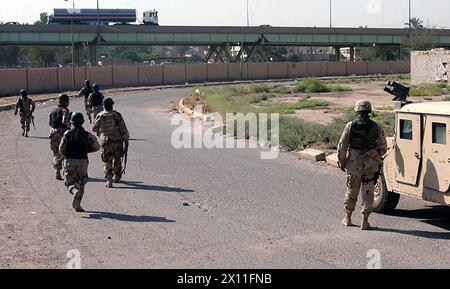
[[400, 119, 413, 140], [432, 122, 446, 145]]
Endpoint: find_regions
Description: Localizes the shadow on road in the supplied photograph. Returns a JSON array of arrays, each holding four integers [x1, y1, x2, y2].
[[372, 227, 450, 240], [27, 136, 50, 140], [129, 138, 148, 142], [373, 205, 450, 239], [87, 178, 194, 193], [83, 211, 176, 223], [120, 181, 195, 193]]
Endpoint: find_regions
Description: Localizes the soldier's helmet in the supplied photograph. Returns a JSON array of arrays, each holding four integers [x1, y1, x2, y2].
[[85, 80, 91, 86], [58, 94, 70, 103], [20, 89, 27, 97], [103, 97, 114, 107], [354, 100, 372, 113], [70, 112, 85, 125], [93, 83, 100, 91]]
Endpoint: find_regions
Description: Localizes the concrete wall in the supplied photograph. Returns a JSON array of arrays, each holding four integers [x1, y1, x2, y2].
[[0, 69, 27, 95], [247, 63, 268, 80], [139, 65, 163, 86], [288, 62, 308, 78], [163, 64, 186, 84], [347, 61, 369, 75], [57, 67, 86, 91], [186, 64, 207, 83], [86, 66, 113, 88], [0, 61, 411, 96], [113, 65, 139, 88], [326, 62, 347, 76], [368, 61, 391, 75], [411, 49, 450, 86], [307, 62, 327, 77], [268, 62, 288, 79], [27, 68, 58, 93], [207, 63, 228, 81]]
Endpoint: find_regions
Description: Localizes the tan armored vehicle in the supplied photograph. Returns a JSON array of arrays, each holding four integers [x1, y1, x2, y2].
[[374, 100, 450, 213]]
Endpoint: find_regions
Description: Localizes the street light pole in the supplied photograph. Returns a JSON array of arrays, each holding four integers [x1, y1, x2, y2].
[[408, 0, 411, 29], [246, 0, 249, 27], [97, 0, 100, 25], [329, 0, 332, 28], [65, 0, 76, 90]]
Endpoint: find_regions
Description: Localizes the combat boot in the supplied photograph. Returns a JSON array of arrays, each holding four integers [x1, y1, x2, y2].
[[114, 174, 122, 184], [106, 179, 113, 188], [341, 212, 353, 227], [72, 191, 84, 212], [56, 170, 63, 180], [22, 129, 25, 136], [361, 214, 371, 230], [25, 130, 29, 137]]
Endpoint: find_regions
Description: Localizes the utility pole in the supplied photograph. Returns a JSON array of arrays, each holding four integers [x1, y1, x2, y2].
[[329, 0, 332, 28], [408, 0, 411, 29], [97, 0, 100, 25], [246, 0, 249, 27], [65, 0, 75, 90]]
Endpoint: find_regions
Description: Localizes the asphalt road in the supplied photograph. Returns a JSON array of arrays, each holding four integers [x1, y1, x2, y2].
[[0, 88, 449, 269]]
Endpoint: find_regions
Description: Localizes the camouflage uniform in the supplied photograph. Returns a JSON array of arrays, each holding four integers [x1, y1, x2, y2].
[[49, 106, 71, 177], [14, 96, 35, 136], [88, 91, 104, 120], [338, 101, 387, 230], [92, 109, 129, 186], [59, 118, 100, 212], [78, 84, 94, 122]]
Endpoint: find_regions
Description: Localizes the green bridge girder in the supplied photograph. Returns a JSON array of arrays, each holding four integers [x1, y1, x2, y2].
[[1, 25, 450, 64]]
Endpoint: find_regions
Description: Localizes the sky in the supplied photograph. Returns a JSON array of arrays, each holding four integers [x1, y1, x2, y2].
[[1, 0, 449, 28]]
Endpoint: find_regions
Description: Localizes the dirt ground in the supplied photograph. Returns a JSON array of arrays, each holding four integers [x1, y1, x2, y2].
[[271, 81, 448, 125]]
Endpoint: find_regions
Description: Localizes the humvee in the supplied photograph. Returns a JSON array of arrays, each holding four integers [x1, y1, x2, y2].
[[373, 100, 450, 213]]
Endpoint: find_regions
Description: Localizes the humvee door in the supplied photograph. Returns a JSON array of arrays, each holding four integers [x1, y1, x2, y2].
[[423, 115, 450, 193], [395, 113, 422, 186]]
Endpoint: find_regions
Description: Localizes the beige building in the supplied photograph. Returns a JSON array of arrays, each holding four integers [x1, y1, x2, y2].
[[411, 49, 449, 86]]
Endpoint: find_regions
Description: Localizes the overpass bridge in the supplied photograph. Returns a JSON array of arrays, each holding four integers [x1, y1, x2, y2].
[[1, 25, 450, 64]]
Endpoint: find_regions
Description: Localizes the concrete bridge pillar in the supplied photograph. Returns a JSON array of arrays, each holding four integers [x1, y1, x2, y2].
[[334, 47, 342, 61], [74, 44, 84, 67], [89, 43, 98, 66], [350, 47, 355, 61]]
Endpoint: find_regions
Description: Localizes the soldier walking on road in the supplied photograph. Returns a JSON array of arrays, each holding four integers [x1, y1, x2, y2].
[[337, 100, 387, 230], [14, 89, 36, 137], [49, 94, 71, 180], [92, 98, 129, 188], [88, 83, 104, 120], [59, 113, 100, 212], [78, 80, 94, 123]]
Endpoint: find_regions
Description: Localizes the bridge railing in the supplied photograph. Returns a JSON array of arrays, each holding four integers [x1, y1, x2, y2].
[[0, 61, 410, 96]]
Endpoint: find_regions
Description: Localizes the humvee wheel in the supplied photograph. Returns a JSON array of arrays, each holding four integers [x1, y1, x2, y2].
[[373, 176, 400, 214]]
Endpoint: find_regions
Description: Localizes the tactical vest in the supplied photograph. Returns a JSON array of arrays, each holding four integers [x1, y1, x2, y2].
[[90, 92, 103, 107], [82, 86, 93, 99], [349, 117, 379, 151], [49, 107, 68, 129], [65, 128, 89, 159], [18, 98, 31, 112], [98, 111, 120, 136]]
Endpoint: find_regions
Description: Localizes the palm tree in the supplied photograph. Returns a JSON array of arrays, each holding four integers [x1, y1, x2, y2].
[[405, 17, 424, 29]]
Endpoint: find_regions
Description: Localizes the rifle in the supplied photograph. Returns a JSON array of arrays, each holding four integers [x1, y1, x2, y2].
[[121, 140, 129, 175], [31, 115, 36, 130]]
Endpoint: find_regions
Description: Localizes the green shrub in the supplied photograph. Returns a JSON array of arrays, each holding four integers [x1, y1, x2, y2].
[[294, 77, 352, 93], [267, 99, 329, 114], [409, 84, 448, 96]]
